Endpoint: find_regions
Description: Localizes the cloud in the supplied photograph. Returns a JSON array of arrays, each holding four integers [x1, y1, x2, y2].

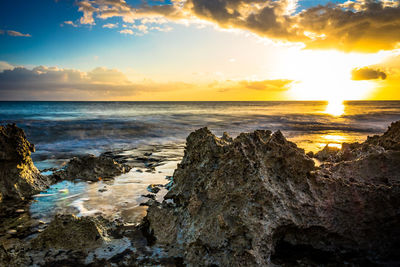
[[351, 67, 387, 80], [239, 79, 293, 91], [0, 66, 139, 100], [0, 65, 209, 100], [0, 61, 14, 71], [119, 29, 134, 35], [74, 0, 400, 52], [183, 0, 400, 52], [63, 21, 78, 27], [78, 0, 98, 25], [103, 23, 118, 28], [213, 79, 294, 94], [1, 30, 32, 37], [0, 64, 293, 100]]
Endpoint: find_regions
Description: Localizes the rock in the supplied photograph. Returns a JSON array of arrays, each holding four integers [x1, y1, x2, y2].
[[164, 179, 174, 190], [314, 144, 340, 161], [31, 214, 109, 250], [142, 194, 156, 200], [6, 229, 17, 235], [53, 154, 131, 182], [0, 124, 49, 204], [146, 126, 400, 266], [147, 184, 163, 194], [366, 120, 400, 150]]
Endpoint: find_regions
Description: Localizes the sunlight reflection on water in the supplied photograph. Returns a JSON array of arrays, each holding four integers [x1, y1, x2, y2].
[[30, 160, 179, 225], [325, 100, 345, 116]]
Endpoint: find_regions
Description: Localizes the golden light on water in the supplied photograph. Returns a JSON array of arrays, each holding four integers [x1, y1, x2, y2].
[[318, 134, 347, 150], [325, 100, 345, 116], [327, 143, 342, 149], [323, 134, 345, 142], [322, 134, 346, 149]]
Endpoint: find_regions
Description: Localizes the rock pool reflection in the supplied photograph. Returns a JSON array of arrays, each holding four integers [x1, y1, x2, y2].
[[30, 160, 179, 225]]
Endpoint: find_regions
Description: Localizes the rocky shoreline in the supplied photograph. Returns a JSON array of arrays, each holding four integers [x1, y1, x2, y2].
[[1, 122, 400, 266]]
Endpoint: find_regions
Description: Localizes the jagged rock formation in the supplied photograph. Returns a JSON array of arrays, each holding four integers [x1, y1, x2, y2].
[[366, 120, 400, 150], [314, 144, 340, 161], [31, 214, 109, 250], [146, 125, 400, 266], [2, 122, 400, 266], [0, 124, 48, 203], [53, 154, 131, 182]]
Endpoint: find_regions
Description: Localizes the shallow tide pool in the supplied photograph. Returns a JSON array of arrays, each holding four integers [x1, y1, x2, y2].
[[30, 160, 179, 225]]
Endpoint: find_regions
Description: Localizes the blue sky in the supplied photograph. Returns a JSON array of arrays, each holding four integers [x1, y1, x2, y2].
[[0, 0, 339, 69], [1, 0, 399, 100]]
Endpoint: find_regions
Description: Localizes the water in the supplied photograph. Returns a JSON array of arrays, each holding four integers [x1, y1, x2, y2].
[[30, 160, 180, 224], [2, 101, 400, 223], [1, 101, 400, 167]]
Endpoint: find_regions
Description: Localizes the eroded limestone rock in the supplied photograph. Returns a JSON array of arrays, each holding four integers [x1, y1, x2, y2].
[[0, 124, 48, 203], [314, 144, 340, 161], [146, 126, 400, 266], [31, 214, 108, 250], [53, 154, 131, 182], [366, 120, 400, 150]]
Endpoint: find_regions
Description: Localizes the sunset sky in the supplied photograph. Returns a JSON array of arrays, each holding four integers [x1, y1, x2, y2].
[[1, 0, 400, 101]]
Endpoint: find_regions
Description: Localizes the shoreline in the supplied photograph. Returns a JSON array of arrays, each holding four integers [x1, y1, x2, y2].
[[1, 122, 400, 265]]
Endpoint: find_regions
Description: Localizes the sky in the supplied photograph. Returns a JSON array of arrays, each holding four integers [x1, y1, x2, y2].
[[0, 0, 400, 101]]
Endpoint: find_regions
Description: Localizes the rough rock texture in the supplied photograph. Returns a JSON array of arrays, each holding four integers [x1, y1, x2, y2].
[[366, 120, 400, 150], [53, 154, 131, 181], [314, 144, 340, 161], [31, 214, 109, 250], [1, 213, 183, 266], [0, 124, 48, 203], [146, 126, 400, 266]]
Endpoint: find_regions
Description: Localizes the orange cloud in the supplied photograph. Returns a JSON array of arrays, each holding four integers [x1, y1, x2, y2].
[[75, 0, 400, 52], [0, 64, 294, 100], [352, 67, 387, 80]]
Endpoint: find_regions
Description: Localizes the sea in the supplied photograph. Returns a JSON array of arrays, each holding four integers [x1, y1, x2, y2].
[[1, 101, 400, 167], [1, 101, 400, 223]]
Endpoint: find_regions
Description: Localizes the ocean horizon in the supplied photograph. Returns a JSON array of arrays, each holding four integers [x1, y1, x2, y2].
[[2, 100, 400, 170]]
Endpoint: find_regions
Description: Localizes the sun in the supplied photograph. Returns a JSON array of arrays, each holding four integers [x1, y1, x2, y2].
[[275, 49, 388, 114], [324, 100, 345, 116]]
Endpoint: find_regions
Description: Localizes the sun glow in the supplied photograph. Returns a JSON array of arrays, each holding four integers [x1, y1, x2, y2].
[[325, 100, 345, 116], [277, 49, 388, 108]]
